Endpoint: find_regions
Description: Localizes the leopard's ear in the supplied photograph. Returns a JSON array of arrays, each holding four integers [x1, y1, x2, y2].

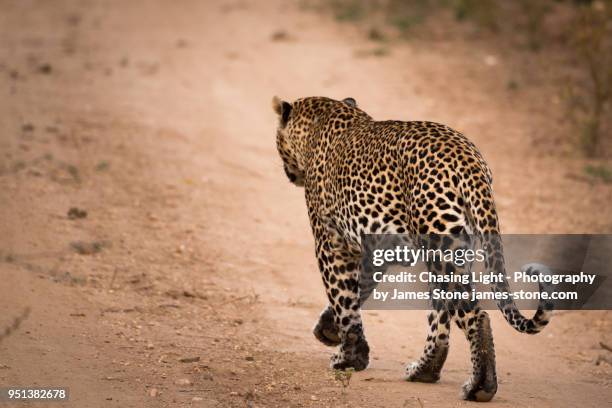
[[272, 96, 292, 125], [343, 97, 357, 108], [272, 96, 283, 115]]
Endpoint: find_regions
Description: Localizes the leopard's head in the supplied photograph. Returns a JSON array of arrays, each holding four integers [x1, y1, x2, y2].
[[272, 96, 306, 187], [272, 96, 360, 187]]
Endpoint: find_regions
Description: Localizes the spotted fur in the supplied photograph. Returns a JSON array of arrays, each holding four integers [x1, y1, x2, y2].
[[272, 96, 552, 401]]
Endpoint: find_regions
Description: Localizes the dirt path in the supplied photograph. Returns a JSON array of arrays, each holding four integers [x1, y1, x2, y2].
[[1, 1, 611, 407]]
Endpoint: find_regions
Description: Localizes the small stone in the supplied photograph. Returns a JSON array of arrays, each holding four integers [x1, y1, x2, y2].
[[70, 241, 104, 255], [174, 378, 192, 386], [271, 30, 289, 41], [146, 343, 154, 350], [38, 64, 52, 74], [484, 55, 498, 67], [95, 161, 110, 171], [192, 397, 203, 402], [149, 388, 159, 397], [67, 207, 88, 219], [229, 391, 239, 396], [182, 290, 196, 298], [179, 356, 200, 363]]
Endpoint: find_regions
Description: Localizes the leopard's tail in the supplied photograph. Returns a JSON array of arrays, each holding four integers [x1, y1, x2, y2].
[[478, 232, 553, 334], [465, 189, 553, 334]]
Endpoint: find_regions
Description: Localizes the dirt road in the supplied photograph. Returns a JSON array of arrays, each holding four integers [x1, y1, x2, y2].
[[0, 1, 611, 407]]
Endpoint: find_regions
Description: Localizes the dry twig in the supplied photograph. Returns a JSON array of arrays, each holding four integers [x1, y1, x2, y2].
[[0, 308, 31, 344]]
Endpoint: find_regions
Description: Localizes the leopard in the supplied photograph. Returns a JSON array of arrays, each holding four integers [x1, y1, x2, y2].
[[272, 95, 553, 402]]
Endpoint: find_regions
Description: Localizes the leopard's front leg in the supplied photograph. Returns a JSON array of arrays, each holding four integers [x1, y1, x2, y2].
[[315, 233, 369, 371]]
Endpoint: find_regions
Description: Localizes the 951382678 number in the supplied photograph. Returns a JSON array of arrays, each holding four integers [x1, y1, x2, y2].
[[1, 387, 69, 401]]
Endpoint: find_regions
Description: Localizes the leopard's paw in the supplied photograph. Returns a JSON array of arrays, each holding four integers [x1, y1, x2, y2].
[[313, 307, 341, 347], [330, 336, 369, 371], [461, 376, 497, 402], [405, 361, 440, 383]]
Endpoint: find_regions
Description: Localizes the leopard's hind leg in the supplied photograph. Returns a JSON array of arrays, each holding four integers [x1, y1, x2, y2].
[[455, 308, 498, 402], [405, 309, 451, 383]]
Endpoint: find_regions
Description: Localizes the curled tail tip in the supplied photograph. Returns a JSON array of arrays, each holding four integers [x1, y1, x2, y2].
[[501, 263, 554, 334], [521, 262, 552, 276]]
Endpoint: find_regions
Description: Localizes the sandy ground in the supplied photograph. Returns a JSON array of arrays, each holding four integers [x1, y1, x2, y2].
[[1, 1, 611, 407]]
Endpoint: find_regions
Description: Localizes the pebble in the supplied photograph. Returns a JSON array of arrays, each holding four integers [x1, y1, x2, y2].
[[484, 55, 498, 67], [271, 30, 289, 41], [67, 207, 88, 219], [70, 241, 104, 255], [38, 64, 52, 74], [174, 378, 192, 386], [179, 356, 200, 363]]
